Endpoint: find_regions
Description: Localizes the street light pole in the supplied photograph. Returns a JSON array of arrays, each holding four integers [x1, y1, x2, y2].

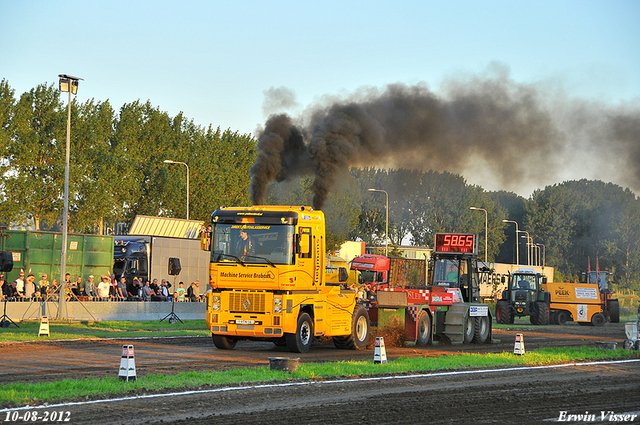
[[502, 219, 519, 265], [470, 207, 488, 263], [537, 243, 546, 268], [519, 231, 531, 265], [163, 160, 190, 220], [57, 74, 82, 321], [368, 188, 389, 256]]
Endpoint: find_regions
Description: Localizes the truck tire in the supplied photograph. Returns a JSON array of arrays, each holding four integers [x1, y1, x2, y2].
[[609, 300, 620, 323], [334, 305, 370, 350], [590, 312, 605, 327], [286, 312, 313, 353], [212, 335, 237, 350], [556, 310, 569, 326], [535, 301, 549, 325], [496, 301, 513, 324], [415, 310, 431, 346], [472, 315, 490, 343], [463, 312, 474, 344]]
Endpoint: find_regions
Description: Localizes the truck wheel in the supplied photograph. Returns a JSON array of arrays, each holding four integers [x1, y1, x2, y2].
[[535, 301, 549, 325], [497, 301, 513, 324], [609, 300, 620, 323], [463, 312, 474, 344], [591, 312, 605, 327], [472, 316, 490, 343], [556, 310, 568, 326], [550, 311, 558, 325], [333, 305, 370, 350], [351, 304, 370, 350], [286, 312, 313, 353], [415, 310, 431, 346], [212, 335, 237, 350]]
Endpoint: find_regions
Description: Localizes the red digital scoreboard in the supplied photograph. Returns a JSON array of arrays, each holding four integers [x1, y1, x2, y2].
[[434, 233, 478, 255]]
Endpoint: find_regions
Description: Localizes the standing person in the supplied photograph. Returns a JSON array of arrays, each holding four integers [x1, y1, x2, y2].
[[174, 282, 186, 302], [187, 281, 201, 302], [235, 229, 254, 260], [24, 274, 36, 299], [97, 276, 110, 301], [37, 273, 50, 300], [74, 276, 84, 297], [158, 280, 169, 301], [141, 280, 155, 301], [126, 278, 139, 300], [116, 277, 128, 300], [84, 275, 98, 299], [0, 275, 9, 300], [14, 270, 25, 298]]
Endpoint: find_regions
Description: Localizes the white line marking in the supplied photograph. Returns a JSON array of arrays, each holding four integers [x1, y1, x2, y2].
[[1, 358, 638, 413]]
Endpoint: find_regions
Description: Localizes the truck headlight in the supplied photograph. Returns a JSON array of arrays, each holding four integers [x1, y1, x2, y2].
[[211, 304, 220, 311]]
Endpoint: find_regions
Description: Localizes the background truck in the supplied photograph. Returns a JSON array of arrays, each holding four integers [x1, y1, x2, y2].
[[350, 255, 426, 289], [0, 229, 114, 284], [113, 235, 210, 287], [354, 233, 493, 345], [204, 205, 370, 353], [495, 268, 550, 325], [112, 215, 210, 289], [542, 279, 619, 326]]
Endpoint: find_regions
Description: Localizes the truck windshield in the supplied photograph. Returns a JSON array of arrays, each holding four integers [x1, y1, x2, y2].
[[210, 223, 295, 265]]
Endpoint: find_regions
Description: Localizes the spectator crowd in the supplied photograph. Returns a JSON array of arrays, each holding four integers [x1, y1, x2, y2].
[[0, 271, 204, 303]]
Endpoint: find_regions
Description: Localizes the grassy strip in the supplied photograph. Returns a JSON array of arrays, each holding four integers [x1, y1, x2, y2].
[[1, 346, 638, 408], [0, 320, 209, 342]]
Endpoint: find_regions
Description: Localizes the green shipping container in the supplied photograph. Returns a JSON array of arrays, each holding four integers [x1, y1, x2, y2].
[[0, 230, 114, 283]]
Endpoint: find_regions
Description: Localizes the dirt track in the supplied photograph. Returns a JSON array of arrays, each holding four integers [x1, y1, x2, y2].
[[1, 321, 638, 424]]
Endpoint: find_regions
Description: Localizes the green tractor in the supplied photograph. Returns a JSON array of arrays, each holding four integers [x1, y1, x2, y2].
[[496, 268, 550, 325]]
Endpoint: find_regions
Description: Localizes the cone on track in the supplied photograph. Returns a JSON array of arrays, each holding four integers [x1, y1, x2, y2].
[[38, 316, 50, 336], [373, 337, 387, 364], [118, 345, 137, 381], [513, 333, 525, 355]]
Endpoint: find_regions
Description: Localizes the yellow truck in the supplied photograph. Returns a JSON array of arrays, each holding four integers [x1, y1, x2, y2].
[[204, 205, 369, 353], [542, 281, 619, 326]]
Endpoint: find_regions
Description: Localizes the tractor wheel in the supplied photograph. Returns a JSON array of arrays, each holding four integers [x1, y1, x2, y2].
[[496, 301, 513, 324], [556, 310, 569, 326], [286, 312, 313, 353], [212, 335, 238, 350], [591, 312, 606, 327], [463, 311, 475, 344], [535, 301, 549, 325], [472, 315, 490, 343], [415, 310, 432, 346], [609, 300, 620, 323]]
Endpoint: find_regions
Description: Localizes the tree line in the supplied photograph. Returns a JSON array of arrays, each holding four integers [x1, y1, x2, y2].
[[0, 79, 255, 232], [2, 80, 639, 290]]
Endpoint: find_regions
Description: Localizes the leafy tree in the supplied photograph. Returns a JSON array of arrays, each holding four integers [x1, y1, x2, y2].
[[3, 83, 65, 229]]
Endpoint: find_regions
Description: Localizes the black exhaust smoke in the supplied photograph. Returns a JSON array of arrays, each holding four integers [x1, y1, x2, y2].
[[250, 73, 640, 209]]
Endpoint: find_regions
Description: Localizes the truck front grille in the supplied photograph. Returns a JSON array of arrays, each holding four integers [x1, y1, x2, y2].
[[230, 292, 266, 313]]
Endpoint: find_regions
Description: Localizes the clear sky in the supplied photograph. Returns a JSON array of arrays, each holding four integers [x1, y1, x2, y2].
[[2, 0, 639, 195]]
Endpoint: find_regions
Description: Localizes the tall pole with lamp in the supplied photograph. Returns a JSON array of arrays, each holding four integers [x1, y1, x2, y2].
[[57, 74, 82, 320], [367, 189, 389, 256], [163, 160, 190, 220], [470, 207, 488, 263], [502, 219, 519, 265]]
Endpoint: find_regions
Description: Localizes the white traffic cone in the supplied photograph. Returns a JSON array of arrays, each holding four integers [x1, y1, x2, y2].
[[118, 345, 137, 381], [373, 337, 387, 364], [38, 316, 50, 336], [513, 333, 525, 355]]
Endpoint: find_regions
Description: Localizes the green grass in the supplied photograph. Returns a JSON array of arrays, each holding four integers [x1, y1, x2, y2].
[[1, 346, 638, 408], [0, 320, 209, 342]]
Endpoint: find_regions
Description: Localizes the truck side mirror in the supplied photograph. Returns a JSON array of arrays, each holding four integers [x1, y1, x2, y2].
[[501, 276, 505, 284], [542, 276, 547, 284], [338, 267, 349, 283]]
